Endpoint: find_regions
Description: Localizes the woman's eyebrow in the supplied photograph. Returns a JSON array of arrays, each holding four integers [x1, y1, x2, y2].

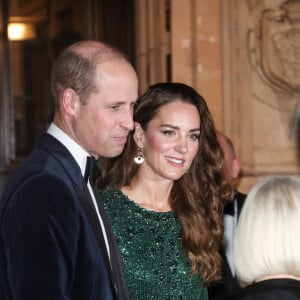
[[160, 124, 201, 132]]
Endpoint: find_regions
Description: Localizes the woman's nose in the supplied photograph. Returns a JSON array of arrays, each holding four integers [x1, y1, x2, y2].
[[175, 137, 188, 153]]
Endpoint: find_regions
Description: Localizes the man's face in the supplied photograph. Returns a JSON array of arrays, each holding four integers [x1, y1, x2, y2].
[[73, 59, 138, 159], [217, 134, 240, 185], [221, 140, 235, 184]]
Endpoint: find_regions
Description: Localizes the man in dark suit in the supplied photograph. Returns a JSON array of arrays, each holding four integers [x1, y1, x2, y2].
[[0, 40, 138, 300], [209, 131, 247, 299]]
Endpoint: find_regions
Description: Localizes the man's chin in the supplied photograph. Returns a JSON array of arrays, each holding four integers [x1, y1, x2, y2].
[[106, 147, 125, 158]]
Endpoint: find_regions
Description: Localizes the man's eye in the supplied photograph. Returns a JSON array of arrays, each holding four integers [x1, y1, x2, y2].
[[110, 105, 121, 111]]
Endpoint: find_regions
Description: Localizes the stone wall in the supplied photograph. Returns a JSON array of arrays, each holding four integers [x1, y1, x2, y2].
[[135, 0, 300, 193]]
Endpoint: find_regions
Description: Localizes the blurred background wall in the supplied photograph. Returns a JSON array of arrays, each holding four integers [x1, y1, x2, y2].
[[0, 0, 299, 193]]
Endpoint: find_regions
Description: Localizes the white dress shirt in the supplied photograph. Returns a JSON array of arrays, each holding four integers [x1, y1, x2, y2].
[[223, 192, 237, 276], [47, 123, 110, 258]]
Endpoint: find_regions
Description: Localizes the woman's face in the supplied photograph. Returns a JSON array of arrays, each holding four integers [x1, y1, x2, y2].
[[135, 101, 200, 181]]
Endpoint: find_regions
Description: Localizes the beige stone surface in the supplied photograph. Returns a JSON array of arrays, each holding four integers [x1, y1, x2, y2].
[[134, 0, 300, 194]]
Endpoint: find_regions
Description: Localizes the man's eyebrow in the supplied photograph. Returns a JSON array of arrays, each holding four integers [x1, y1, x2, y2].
[[106, 100, 133, 105]]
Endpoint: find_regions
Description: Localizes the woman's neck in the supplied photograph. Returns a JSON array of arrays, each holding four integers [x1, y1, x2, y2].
[[122, 179, 173, 212]]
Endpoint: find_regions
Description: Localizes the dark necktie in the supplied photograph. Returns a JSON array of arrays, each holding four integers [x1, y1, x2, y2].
[[84, 156, 101, 187], [223, 190, 237, 216], [224, 200, 234, 216]]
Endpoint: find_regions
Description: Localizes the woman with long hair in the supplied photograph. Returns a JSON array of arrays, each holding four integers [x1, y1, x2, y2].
[[98, 82, 230, 299]]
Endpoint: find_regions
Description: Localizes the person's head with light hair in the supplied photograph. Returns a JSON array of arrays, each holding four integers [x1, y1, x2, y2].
[[234, 175, 300, 287]]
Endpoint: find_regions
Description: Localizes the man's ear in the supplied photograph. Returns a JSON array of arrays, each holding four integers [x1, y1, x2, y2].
[[61, 88, 79, 116], [232, 158, 241, 179], [133, 122, 145, 148]]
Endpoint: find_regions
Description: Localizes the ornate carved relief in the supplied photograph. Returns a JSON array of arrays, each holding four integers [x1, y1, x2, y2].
[[222, 0, 299, 193], [248, 0, 300, 114]]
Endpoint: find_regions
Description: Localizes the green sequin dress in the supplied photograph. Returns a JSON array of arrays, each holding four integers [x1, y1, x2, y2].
[[101, 189, 208, 300]]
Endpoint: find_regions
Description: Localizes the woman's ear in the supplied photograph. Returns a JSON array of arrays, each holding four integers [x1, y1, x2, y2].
[[133, 122, 145, 147]]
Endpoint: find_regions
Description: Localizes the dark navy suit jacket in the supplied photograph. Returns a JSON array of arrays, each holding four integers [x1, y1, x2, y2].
[[0, 133, 127, 300]]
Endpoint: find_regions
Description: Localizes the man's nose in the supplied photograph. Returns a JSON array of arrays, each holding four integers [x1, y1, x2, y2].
[[120, 108, 134, 131]]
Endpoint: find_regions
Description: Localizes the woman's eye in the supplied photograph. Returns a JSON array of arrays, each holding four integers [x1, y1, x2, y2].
[[163, 130, 175, 136], [189, 134, 200, 141]]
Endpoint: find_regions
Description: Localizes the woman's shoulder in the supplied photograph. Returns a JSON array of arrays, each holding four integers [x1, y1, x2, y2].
[[97, 188, 124, 204], [98, 188, 120, 197]]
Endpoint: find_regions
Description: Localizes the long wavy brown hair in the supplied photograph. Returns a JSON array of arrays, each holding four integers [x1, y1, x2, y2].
[[98, 82, 230, 286]]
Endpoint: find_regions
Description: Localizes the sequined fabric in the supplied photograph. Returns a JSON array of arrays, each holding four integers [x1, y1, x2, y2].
[[101, 189, 208, 300]]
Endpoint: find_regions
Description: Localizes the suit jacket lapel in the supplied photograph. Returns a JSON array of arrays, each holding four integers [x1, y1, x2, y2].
[[37, 133, 128, 299], [36, 133, 83, 188], [74, 181, 117, 295], [235, 191, 246, 219]]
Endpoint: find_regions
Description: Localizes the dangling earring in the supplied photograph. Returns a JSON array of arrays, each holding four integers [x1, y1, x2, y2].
[[134, 147, 144, 164]]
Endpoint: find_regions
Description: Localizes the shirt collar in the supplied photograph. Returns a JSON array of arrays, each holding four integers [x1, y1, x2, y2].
[[47, 122, 89, 177]]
